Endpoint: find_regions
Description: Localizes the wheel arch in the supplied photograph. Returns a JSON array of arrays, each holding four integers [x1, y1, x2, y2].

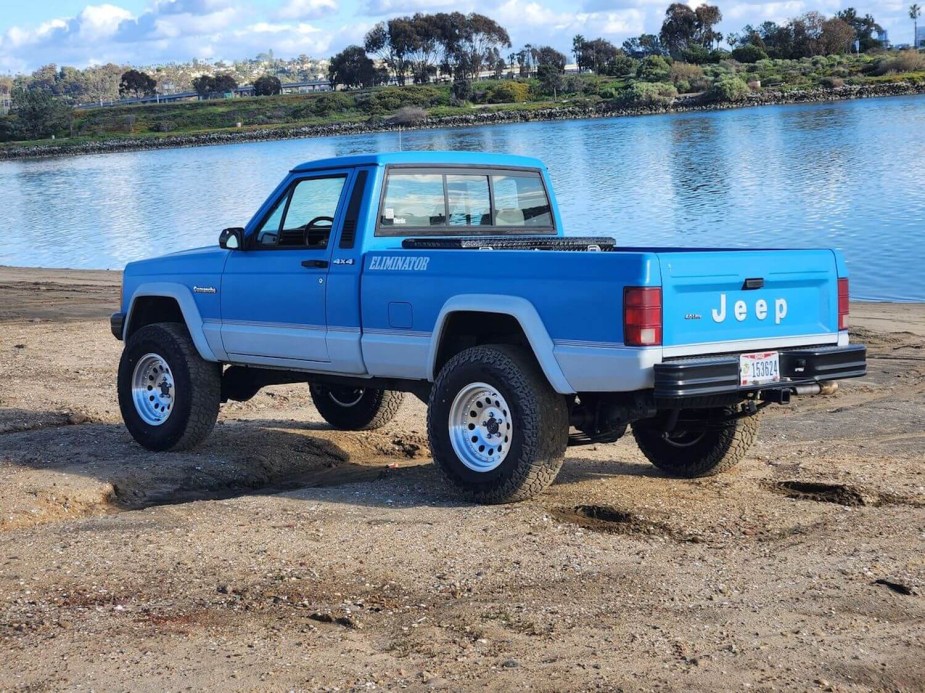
[[125, 283, 217, 362], [427, 295, 575, 394]]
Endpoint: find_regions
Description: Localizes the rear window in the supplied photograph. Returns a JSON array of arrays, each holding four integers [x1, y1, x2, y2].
[[377, 168, 553, 236]]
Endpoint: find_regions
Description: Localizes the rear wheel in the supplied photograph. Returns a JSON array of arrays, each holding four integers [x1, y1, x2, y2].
[[632, 407, 758, 478], [427, 345, 568, 504], [309, 385, 403, 430]]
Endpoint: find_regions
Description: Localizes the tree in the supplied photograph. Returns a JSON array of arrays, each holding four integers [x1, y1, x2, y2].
[[84, 64, 122, 105], [253, 75, 282, 96], [328, 45, 379, 89], [536, 64, 563, 99], [191, 74, 236, 99], [213, 73, 238, 94], [579, 38, 619, 73], [119, 69, 156, 99], [406, 13, 442, 84], [623, 34, 662, 58], [912, 4, 922, 48], [835, 8, 882, 51], [533, 46, 566, 99], [453, 13, 511, 80], [790, 12, 826, 57], [660, 4, 722, 57], [820, 18, 857, 55], [365, 20, 412, 86], [572, 35, 585, 73], [694, 5, 723, 49], [731, 44, 768, 63], [192, 75, 216, 98], [660, 3, 698, 57], [533, 46, 566, 72], [10, 87, 71, 140]]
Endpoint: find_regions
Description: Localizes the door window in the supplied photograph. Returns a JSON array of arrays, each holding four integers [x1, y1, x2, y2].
[[256, 175, 347, 248]]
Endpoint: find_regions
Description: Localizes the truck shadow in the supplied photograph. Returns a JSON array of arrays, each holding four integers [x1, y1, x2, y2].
[[0, 410, 660, 519], [0, 410, 449, 513]]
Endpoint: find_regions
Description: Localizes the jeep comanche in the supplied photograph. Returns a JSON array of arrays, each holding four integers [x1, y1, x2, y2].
[[111, 151, 867, 503]]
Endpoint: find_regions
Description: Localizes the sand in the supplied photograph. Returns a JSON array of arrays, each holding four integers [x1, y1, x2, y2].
[[1, 266, 922, 691]]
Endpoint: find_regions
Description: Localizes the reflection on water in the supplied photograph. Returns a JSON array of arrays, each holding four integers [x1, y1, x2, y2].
[[1, 95, 923, 301]]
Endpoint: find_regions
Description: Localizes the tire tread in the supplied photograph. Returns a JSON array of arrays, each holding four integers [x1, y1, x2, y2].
[[428, 345, 568, 504], [632, 408, 758, 478]]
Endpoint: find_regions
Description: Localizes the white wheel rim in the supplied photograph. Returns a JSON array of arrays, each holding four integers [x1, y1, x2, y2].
[[132, 353, 175, 426], [661, 431, 706, 448], [328, 387, 364, 407], [448, 382, 512, 472]]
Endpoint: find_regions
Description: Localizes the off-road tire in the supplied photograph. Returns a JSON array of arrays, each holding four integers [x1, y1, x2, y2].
[[310, 386, 404, 430], [117, 322, 221, 451], [632, 407, 759, 478], [427, 345, 569, 504]]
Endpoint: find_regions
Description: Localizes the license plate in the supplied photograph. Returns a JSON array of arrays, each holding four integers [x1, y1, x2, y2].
[[739, 351, 780, 386]]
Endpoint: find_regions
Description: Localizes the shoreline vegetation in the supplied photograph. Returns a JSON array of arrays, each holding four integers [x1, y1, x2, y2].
[[3, 5, 923, 160], [2, 80, 923, 160]]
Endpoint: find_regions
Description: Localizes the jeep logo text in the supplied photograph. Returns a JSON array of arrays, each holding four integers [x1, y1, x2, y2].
[[711, 294, 787, 324]]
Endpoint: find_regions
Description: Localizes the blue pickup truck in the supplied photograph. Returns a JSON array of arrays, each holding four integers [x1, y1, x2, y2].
[[111, 151, 866, 503]]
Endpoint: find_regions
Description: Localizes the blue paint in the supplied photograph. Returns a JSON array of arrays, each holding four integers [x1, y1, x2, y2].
[[119, 151, 844, 369]]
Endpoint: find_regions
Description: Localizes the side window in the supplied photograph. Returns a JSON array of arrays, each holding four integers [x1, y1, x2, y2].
[[492, 173, 553, 228], [379, 174, 445, 228], [256, 175, 347, 248]]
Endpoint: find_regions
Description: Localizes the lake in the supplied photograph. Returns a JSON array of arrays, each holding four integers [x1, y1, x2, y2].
[[1, 95, 923, 301]]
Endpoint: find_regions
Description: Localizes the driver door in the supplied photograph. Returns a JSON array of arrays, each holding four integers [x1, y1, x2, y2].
[[220, 172, 348, 365]]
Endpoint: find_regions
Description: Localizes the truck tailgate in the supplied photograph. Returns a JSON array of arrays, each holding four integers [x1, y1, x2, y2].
[[657, 249, 839, 354]]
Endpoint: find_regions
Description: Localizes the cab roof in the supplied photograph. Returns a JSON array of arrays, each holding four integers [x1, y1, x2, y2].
[[291, 150, 546, 172]]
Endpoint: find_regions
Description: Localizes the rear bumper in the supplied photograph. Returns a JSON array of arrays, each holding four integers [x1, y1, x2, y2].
[[110, 312, 125, 340], [653, 344, 867, 400]]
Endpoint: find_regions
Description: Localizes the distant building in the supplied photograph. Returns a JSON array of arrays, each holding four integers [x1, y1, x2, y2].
[[0, 93, 10, 115], [918, 26, 925, 48], [877, 29, 889, 49]]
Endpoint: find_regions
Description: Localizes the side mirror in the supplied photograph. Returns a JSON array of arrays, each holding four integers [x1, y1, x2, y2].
[[219, 227, 245, 250]]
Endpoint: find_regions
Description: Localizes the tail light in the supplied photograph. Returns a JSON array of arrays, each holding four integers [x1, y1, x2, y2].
[[838, 278, 849, 330], [624, 287, 662, 346]]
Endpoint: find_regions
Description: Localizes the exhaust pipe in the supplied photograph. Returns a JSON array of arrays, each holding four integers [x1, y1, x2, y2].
[[793, 382, 839, 397]]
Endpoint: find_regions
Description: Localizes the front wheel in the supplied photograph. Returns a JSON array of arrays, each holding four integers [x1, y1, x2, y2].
[[427, 345, 569, 504], [117, 322, 221, 451], [309, 385, 404, 430], [632, 407, 758, 478]]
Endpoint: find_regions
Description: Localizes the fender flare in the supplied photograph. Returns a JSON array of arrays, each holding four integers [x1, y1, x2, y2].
[[125, 283, 218, 362], [427, 294, 576, 394]]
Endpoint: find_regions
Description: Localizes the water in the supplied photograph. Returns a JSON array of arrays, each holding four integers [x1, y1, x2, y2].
[[2, 95, 924, 301]]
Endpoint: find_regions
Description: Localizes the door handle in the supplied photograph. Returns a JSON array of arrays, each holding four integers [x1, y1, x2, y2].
[[301, 259, 329, 269]]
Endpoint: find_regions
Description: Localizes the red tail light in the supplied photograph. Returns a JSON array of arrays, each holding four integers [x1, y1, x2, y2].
[[838, 278, 849, 330], [624, 287, 662, 346]]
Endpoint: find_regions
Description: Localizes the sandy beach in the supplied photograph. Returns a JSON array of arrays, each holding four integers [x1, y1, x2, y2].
[[1, 265, 923, 691]]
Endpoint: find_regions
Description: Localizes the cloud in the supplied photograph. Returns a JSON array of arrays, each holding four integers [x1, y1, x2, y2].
[[494, 0, 644, 39], [74, 4, 134, 39], [276, 0, 339, 21], [364, 0, 458, 17], [0, 1, 331, 72]]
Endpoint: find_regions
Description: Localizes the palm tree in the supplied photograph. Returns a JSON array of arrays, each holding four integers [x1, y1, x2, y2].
[[572, 35, 585, 73], [912, 4, 922, 48]]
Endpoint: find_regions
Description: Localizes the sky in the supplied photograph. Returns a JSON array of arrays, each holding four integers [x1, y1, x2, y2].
[[0, 0, 917, 75]]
